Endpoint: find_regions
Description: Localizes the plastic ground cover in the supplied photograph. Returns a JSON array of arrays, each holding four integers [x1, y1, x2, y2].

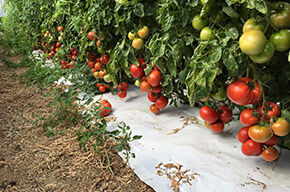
[[35, 51, 290, 192]]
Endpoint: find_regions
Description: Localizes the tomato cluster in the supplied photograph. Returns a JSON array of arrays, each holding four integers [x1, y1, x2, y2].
[[128, 26, 150, 51], [200, 105, 233, 133], [117, 82, 129, 98]]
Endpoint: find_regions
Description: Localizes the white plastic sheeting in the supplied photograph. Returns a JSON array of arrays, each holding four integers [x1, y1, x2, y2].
[[41, 52, 290, 192], [92, 86, 290, 192]]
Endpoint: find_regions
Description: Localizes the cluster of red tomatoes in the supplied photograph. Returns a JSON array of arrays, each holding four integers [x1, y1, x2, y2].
[[227, 77, 290, 161], [129, 58, 168, 114], [117, 82, 129, 98], [200, 105, 233, 133]]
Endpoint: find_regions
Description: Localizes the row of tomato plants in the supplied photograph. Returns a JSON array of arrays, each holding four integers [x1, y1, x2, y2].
[[2, 0, 290, 162]]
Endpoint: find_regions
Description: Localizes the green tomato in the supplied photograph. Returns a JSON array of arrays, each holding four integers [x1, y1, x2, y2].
[[212, 88, 226, 101], [270, 29, 290, 52], [239, 29, 267, 56], [192, 15, 208, 31], [270, 2, 290, 29], [201, 93, 212, 102], [103, 74, 112, 83], [242, 18, 264, 33], [249, 40, 275, 64], [98, 47, 103, 54], [128, 32, 135, 41], [200, 27, 214, 40], [135, 79, 141, 87]]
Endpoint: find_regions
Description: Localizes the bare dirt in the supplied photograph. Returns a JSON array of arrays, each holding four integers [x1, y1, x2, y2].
[[0, 46, 154, 192]]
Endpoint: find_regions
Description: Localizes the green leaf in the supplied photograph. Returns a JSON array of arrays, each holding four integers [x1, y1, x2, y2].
[[133, 4, 144, 17], [208, 46, 222, 64], [222, 6, 240, 18], [188, 0, 199, 7], [244, 0, 267, 14], [133, 135, 142, 140]]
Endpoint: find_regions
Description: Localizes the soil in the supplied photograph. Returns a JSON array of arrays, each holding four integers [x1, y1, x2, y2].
[[0, 46, 154, 192]]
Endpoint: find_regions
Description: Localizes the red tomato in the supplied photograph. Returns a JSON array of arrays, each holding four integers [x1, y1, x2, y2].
[[99, 86, 106, 93], [261, 147, 279, 162], [238, 127, 250, 143], [69, 47, 74, 52], [88, 31, 95, 41], [210, 122, 224, 133], [227, 77, 263, 105], [94, 62, 103, 70], [217, 106, 233, 123], [241, 139, 263, 156], [130, 64, 144, 78], [88, 53, 95, 60], [87, 60, 95, 68], [103, 54, 110, 64], [148, 91, 160, 102], [137, 58, 146, 67], [117, 82, 129, 91], [140, 81, 152, 92], [199, 106, 219, 123], [257, 102, 280, 122], [152, 85, 162, 93], [57, 26, 63, 32], [264, 135, 279, 146], [56, 42, 61, 48], [150, 104, 160, 114], [72, 55, 77, 61], [118, 91, 127, 98], [239, 109, 259, 126], [73, 50, 78, 56], [155, 96, 168, 109], [96, 83, 101, 88], [98, 100, 112, 117], [147, 70, 162, 87]]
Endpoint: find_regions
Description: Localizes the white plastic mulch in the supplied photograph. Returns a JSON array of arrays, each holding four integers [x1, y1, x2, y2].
[[36, 52, 290, 192]]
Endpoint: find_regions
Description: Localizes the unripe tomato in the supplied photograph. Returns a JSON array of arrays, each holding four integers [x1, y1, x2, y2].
[[212, 88, 226, 101], [270, 29, 290, 52], [239, 29, 267, 56], [242, 18, 264, 33], [199, 106, 219, 124], [200, 27, 214, 40], [98, 31, 105, 41], [128, 31, 135, 40], [192, 15, 208, 31], [249, 40, 275, 64], [261, 147, 279, 162]]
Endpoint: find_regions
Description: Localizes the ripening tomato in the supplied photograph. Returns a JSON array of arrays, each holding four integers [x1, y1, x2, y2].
[[227, 77, 263, 105], [98, 31, 105, 41], [199, 106, 219, 124], [241, 139, 263, 156], [210, 122, 224, 133], [88, 31, 95, 41], [147, 70, 162, 87], [270, 2, 290, 29], [94, 62, 103, 71], [249, 40, 275, 64], [130, 64, 144, 78], [57, 26, 63, 32], [248, 125, 272, 143], [99, 69, 107, 78], [118, 91, 127, 98], [264, 135, 279, 146], [138, 26, 150, 39], [155, 96, 168, 109], [132, 38, 144, 50], [96, 39, 101, 48], [117, 82, 129, 91], [257, 102, 280, 122], [240, 109, 259, 126], [239, 29, 267, 56], [238, 127, 250, 143], [140, 81, 152, 92], [128, 32, 135, 40], [150, 104, 160, 114], [217, 106, 232, 123], [271, 118, 290, 136], [148, 91, 160, 102], [261, 147, 279, 162]]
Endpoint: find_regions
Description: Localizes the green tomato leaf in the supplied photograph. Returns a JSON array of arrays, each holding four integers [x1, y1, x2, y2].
[[133, 4, 144, 17], [244, 0, 267, 14], [223, 51, 239, 77], [222, 6, 240, 18], [225, 27, 239, 39]]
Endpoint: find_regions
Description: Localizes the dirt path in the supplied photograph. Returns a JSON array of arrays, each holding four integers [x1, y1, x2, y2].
[[0, 47, 154, 192]]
